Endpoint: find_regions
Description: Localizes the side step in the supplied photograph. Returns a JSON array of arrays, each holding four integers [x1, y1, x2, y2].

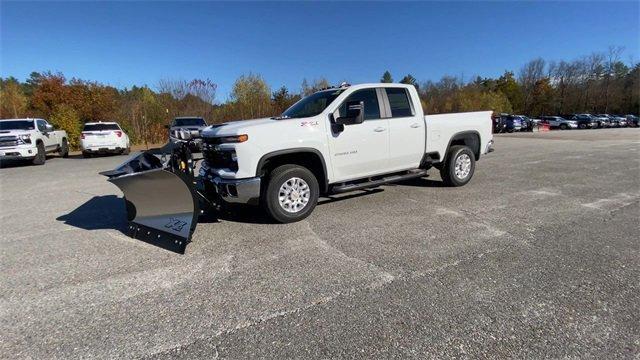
[[331, 169, 428, 194]]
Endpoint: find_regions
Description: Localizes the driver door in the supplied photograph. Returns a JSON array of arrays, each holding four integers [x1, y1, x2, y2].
[[327, 88, 389, 182], [37, 120, 57, 151]]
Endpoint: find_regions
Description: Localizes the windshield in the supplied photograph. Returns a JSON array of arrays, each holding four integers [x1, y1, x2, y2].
[[281, 89, 345, 119], [83, 123, 120, 131], [0, 120, 35, 130], [173, 118, 206, 127]]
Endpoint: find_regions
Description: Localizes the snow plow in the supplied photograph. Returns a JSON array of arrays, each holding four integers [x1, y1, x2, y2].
[[100, 130, 205, 253]]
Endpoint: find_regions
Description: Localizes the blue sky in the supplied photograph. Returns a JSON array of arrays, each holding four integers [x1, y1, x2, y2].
[[2, 1, 639, 100]]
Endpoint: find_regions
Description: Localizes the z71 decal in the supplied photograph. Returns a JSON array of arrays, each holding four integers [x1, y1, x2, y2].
[[164, 218, 188, 232], [300, 121, 319, 127]]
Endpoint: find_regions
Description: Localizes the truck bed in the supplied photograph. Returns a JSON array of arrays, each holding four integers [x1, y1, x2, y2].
[[424, 111, 493, 159]]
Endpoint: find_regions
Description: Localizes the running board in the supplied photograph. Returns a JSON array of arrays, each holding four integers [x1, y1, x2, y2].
[[331, 169, 428, 194]]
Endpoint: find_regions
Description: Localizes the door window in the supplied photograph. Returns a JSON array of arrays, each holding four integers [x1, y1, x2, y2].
[[385, 88, 413, 118], [339, 89, 380, 120], [36, 120, 47, 131]]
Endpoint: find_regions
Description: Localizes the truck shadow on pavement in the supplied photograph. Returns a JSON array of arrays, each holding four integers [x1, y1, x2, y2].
[[57, 195, 202, 253], [56, 177, 443, 253], [56, 195, 130, 233]]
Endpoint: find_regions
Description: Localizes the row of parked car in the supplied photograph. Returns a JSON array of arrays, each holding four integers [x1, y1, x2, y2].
[[0, 116, 208, 165], [493, 113, 640, 133]]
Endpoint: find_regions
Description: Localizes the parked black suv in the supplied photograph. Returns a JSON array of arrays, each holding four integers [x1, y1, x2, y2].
[[564, 114, 598, 129]]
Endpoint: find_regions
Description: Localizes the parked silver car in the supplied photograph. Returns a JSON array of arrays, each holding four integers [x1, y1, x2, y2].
[[592, 114, 611, 128], [540, 116, 578, 130]]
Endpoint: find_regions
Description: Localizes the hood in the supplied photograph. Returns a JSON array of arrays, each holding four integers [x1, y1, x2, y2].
[[201, 117, 277, 137]]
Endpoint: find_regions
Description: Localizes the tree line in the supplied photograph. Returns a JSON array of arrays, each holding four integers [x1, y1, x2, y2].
[[1, 47, 638, 149]]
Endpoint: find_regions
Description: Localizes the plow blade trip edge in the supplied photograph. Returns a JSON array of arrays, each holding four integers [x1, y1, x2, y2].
[[107, 165, 200, 253]]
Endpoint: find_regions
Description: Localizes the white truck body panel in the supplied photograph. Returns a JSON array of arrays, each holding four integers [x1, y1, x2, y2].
[[424, 111, 493, 158], [202, 83, 493, 186]]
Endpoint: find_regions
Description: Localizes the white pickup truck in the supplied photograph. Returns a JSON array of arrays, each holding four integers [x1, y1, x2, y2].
[[199, 83, 494, 223], [0, 118, 69, 165]]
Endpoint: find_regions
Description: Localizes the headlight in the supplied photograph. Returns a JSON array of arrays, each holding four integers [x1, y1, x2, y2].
[[18, 134, 31, 144], [217, 134, 248, 144]]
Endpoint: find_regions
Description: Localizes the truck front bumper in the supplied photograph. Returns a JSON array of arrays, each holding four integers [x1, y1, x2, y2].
[[0, 145, 36, 159], [212, 176, 261, 205]]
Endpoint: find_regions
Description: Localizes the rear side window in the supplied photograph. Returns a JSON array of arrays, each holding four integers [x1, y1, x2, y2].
[[339, 89, 380, 120], [385, 88, 413, 118], [83, 124, 120, 131]]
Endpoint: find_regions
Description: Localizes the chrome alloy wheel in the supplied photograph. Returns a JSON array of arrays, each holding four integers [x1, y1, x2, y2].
[[278, 177, 311, 213], [454, 154, 472, 180]]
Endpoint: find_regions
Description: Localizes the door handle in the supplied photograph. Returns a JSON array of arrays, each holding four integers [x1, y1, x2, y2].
[[410, 123, 420, 128], [374, 127, 386, 132]]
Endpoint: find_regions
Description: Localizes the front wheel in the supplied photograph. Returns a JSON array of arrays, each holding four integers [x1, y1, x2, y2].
[[60, 138, 69, 158], [32, 142, 46, 165], [440, 145, 475, 187], [560, 124, 568, 130], [263, 164, 319, 223]]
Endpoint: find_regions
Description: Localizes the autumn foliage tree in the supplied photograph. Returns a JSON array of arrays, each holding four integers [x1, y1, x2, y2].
[[0, 78, 27, 118], [49, 104, 82, 149], [1, 47, 637, 148]]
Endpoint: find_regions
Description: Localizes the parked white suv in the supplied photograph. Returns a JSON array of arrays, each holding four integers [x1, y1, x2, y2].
[[81, 122, 130, 158], [0, 118, 69, 165]]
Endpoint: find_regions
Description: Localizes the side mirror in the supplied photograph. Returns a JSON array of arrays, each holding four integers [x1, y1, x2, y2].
[[336, 101, 364, 125], [44, 124, 54, 132]]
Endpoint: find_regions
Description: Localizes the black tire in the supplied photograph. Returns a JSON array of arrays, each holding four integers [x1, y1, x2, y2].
[[60, 138, 69, 158], [560, 124, 568, 130], [82, 152, 92, 158], [263, 164, 319, 223], [440, 145, 475, 187], [32, 142, 46, 165], [578, 123, 586, 129], [122, 147, 130, 155]]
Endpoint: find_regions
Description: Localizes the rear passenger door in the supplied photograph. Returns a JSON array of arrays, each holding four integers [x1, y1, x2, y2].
[[384, 87, 425, 172]]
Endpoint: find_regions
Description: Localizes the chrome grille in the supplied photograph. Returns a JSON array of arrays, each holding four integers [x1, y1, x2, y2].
[[0, 136, 18, 147]]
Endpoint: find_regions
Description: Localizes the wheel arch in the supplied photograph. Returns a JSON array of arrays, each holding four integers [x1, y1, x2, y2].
[[445, 131, 481, 161], [257, 148, 329, 193]]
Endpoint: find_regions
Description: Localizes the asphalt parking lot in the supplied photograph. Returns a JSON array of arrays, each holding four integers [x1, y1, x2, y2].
[[1, 128, 639, 359]]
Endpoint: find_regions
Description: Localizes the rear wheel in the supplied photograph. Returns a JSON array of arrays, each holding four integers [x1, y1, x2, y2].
[[263, 164, 319, 223], [440, 145, 475, 187], [60, 138, 69, 158], [122, 147, 131, 155], [32, 142, 46, 165], [560, 124, 568, 130]]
